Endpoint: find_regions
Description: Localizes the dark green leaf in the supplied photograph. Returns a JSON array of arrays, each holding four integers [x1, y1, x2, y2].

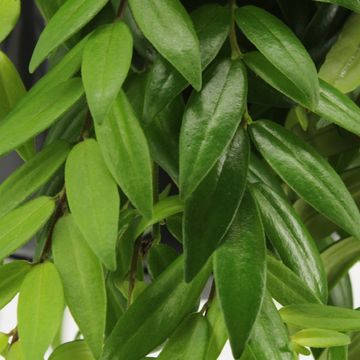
[[0, 261, 31, 309], [148, 244, 178, 279], [184, 128, 249, 281], [292, 328, 350, 348], [329, 275, 354, 309], [29, 0, 109, 72], [53, 216, 106, 358], [128, 0, 202, 90], [101, 256, 210, 360], [249, 120, 360, 239], [180, 59, 247, 198], [82, 21, 133, 124], [49, 341, 95, 360], [0, 0, 20, 42], [235, 5, 319, 109], [214, 191, 266, 358], [157, 314, 209, 359], [0, 197, 55, 261], [18, 262, 64, 360], [95, 90, 153, 219], [315, 0, 360, 13], [251, 183, 327, 302], [65, 139, 119, 271], [143, 4, 230, 120]]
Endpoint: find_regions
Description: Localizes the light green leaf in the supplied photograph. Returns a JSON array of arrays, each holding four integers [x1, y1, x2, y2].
[[65, 139, 119, 271], [49, 341, 95, 360], [157, 314, 209, 360], [101, 256, 210, 360], [148, 244, 178, 279], [0, 332, 8, 354], [179, 59, 247, 198], [0, 141, 70, 218], [249, 120, 360, 240], [95, 90, 153, 219], [0, 0, 20, 42], [7, 342, 24, 360], [319, 13, 360, 93], [184, 128, 249, 281], [18, 262, 64, 360], [292, 328, 350, 348], [214, 191, 266, 359], [0, 261, 31, 310], [35, 0, 66, 22], [251, 183, 327, 302], [0, 197, 55, 261], [53, 216, 106, 358], [82, 21, 133, 124], [314, 0, 360, 13], [29, 0, 109, 72], [235, 5, 319, 109], [280, 304, 360, 331], [128, 0, 202, 90], [0, 78, 83, 157]]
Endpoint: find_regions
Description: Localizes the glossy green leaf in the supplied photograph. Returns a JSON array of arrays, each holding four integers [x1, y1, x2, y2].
[[0, 78, 83, 157], [322, 237, 360, 290], [184, 128, 249, 281], [214, 191, 266, 358], [65, 139, 119, 271], [157, 314, 209, 360], [266, 255, 322, 306], [29, 0, 109, 72], [0, 0, 20, 42], [18, 262, 64, 360], [148, 244, 178, 279], [248, 293, 295, 360], [128, 0, 201, 90], [315, 0, 360, 13], [82, 21, 133, 124], [249, 120, 360, 239], [0, 196, 55, 261], [292, 328, 350, 348], [315, 80, 360, 137], [319, 14, 360, 93], [49, 341, 95, 360], [179, 59, 247, 197], [251, 183, 327, 302], [52, 216, 106, 358], [95, 90, 152, 219], [143, 4, 230, 120], [0, 261, 31, 309], [280, 304, 360, 331], [235, 5, 319, 109], [0, 141, 70, 218], [101, 256, 210, 360]]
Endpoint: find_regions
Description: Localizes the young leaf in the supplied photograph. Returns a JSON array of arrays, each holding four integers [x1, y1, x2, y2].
[[0, 0, 20, 42], [147, 243, 178, 279], [128, 0, 202, 90], [143, 4, 230, 120], [0, 141, 70, 218], [319, 13, 360, 93], [49, 340, 95, 360], [65, 139, 119, 271], [249, 120, 360, 239], [314, 0, 360, 13], [292, 328, 350, 348], [280, 304, 360, 331], [0, 261, 31, 309], [101, 256, 210, 360], [29, 0, 109, 72], [95, 90, 153, 219], [0, 78, 83, 157], [184, 128, 249, 281], [82, 21, 133, 124], [52, 216, 106, 359], [251, 183, 328, 302], [214, 191, 266, 359], [266, 255, 322, 306], [157, 314, 209, 360], [18, 262, 64, 360], [235, 5, 319, 109], [180, 59, 247, 198], [0, 196, 55, 261]]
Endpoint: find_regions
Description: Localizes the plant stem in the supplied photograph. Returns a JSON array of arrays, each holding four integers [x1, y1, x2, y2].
[[116, 0, 128, 20], [229, 0, 242, 60]]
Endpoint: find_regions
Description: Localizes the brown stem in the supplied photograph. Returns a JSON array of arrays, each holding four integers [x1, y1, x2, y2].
[[201, 279, 216, 316], [116, 0, 128, 20]]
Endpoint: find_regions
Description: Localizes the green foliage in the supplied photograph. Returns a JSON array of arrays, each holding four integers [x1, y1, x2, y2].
[[0, 0, 360, 359]]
